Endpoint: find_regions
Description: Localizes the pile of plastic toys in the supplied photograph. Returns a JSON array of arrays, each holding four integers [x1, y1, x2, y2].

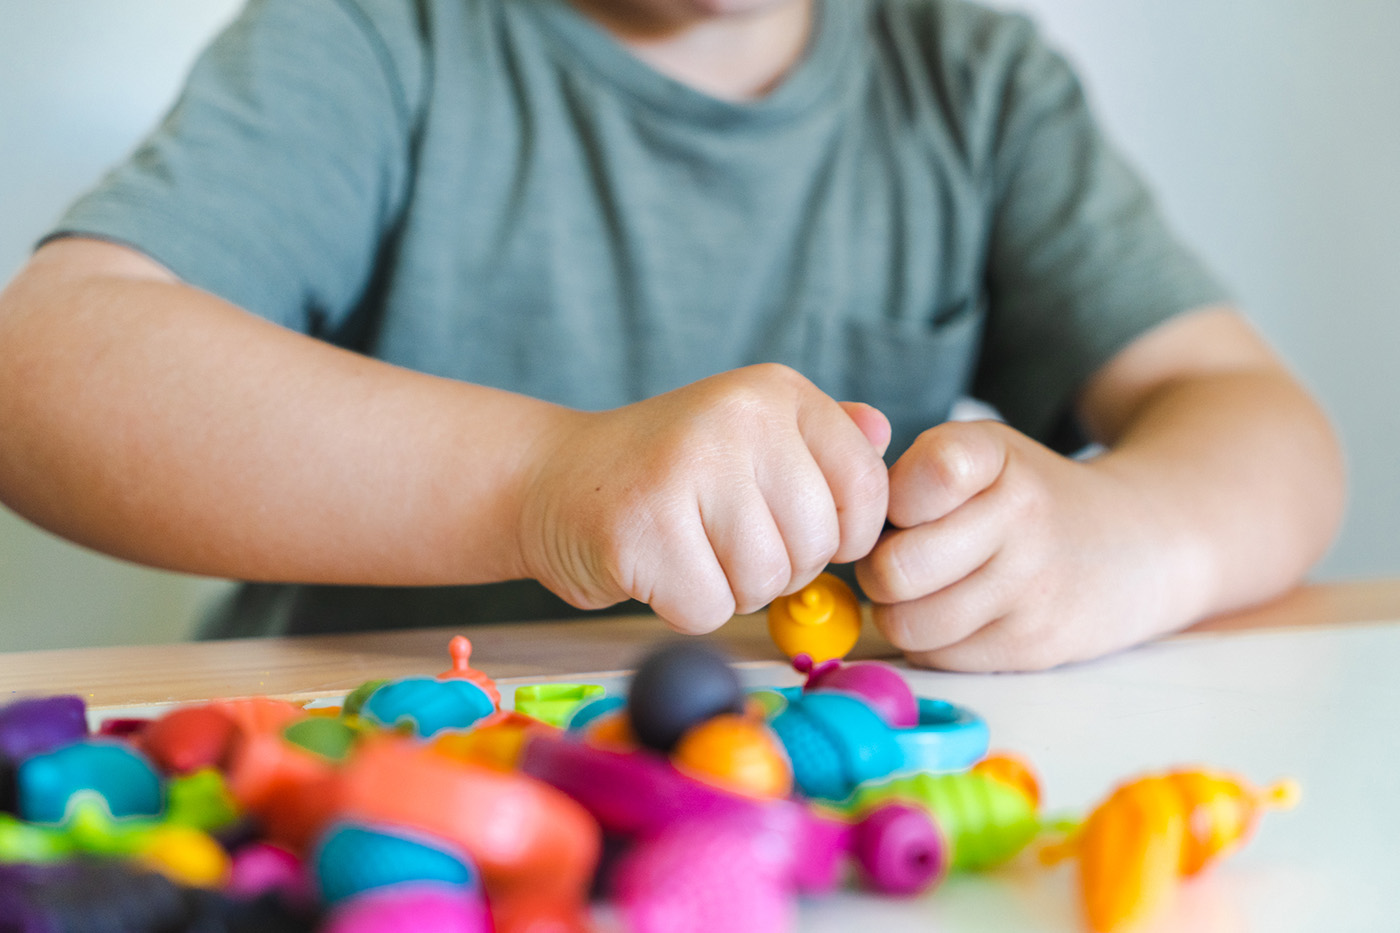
[[0, 574, 1298, 933]]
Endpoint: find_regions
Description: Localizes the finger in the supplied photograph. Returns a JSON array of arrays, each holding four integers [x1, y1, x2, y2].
[[751, 445, 841, 596], [631, 506, 737, 635], [855, 492, 1004, 604], [888, 421, 1009, 528], [868, 556, 1016, 654], [698, 482, 794, 614], [796, 398, 890, 564], [838, 401, 892, 458], [904, 613, 1064, 673]]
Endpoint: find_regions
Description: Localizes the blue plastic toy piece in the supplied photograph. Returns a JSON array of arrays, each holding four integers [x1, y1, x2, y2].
[[895, 699, 989, 775], [563, 695, 626, 731], [314, 821, 479, 904], [17, 741, 163, 824], [359, 677, 495, 738], [768, 693, 988, 802]]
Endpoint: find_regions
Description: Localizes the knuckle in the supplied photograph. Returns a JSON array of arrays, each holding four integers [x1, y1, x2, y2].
[[856, 544, 913, 604], [732, 550, 792, 615]]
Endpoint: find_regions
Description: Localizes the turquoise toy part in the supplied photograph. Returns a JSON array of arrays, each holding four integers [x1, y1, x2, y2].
[[360, 677, 495, 738], [314, 821, 479, 904], [770, 692, 903, 800], [564, 695, 626, 731], [769, 693, 989, 801], [17, 741, 163, 824], [895, 700, 989, 775]]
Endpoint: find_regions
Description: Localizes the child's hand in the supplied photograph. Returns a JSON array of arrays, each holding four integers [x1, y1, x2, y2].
[[517, 364, 891, 634], [855, 419, 1196, 671]]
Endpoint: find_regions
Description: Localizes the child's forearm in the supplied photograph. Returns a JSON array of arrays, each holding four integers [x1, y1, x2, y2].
[[1086, 364, 1346, 626], [0, 239, 567, 586]]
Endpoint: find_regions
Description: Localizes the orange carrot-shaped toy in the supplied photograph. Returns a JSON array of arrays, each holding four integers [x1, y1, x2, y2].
[[1043, 768, 1299, 932]]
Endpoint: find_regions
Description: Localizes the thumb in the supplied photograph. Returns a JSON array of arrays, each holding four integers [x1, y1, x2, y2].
[[838, 401, 892, 458]]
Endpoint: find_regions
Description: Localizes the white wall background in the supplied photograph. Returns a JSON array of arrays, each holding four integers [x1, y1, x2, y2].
[[1, 1, 1397, 650]]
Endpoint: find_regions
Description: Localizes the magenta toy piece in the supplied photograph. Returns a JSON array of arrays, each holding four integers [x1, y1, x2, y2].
[[794, 654, 919, 728], [612, 817, 795, 933], [519, 730, 945, 906], [850, 800, 947, 895], [321, 882, 490, 933], [227, 841, 314, 907]]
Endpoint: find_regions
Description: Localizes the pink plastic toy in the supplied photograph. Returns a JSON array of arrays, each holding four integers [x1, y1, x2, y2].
[[520, 730, 945, 933], [321, 882, 490, 933]]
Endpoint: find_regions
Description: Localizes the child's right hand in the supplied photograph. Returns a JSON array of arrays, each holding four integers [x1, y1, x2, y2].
[[516, 364, 891, 634]]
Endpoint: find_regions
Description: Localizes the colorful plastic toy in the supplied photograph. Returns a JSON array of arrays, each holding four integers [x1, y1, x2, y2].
[[767, 688, 988, 801], [847, 752, 1046, 871], [314, 821, 479, 905], [0, 696, 88, 762], [322, 881, 490, 933], [438, 636, 501, 709], [794, 653, 919, 727], [520, 729, 945, 933], [671, 713, 793, 799], [1042, 768, 1301, 932], [358, 678, 495, 738], [512, 683, 605, 728], [17, 740, 164, 824], [139, 705, 238, 774], [314, 735, 600, 933], [767, 572, 861, 662], [626, 641, 745, 753]]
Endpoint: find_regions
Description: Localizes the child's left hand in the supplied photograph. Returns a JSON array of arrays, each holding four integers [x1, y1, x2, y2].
[[854, 418, 1199, 671]]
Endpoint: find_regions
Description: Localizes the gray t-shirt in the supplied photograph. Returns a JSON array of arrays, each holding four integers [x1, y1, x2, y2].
[[50, 0, 1229, 636]]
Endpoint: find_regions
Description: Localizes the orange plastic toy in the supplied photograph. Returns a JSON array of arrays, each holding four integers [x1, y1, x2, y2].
[[1044, 768, 1300, 932], [672, 713, 793, 799], [438, 635, 502, 708], [331, 735, 599, 933], [767, 572, 862, 663]]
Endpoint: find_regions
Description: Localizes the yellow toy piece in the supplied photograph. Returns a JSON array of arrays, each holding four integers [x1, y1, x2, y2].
[[137, 825, 230, 888], [1043, 768, 1300, 932], [767, 572, 861, 663]]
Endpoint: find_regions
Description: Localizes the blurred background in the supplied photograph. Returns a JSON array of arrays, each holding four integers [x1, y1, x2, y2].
[[1, 0, 1397, 650]]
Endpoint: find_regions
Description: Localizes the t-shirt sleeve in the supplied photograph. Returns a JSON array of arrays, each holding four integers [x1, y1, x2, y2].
[[44, 0, 419, 337], [970, 14, 1232, 448]]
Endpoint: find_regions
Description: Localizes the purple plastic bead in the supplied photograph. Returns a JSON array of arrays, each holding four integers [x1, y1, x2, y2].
[[851, 801, 946, 896], [0, 696, 87, 761], [807, 661, 919, 728]]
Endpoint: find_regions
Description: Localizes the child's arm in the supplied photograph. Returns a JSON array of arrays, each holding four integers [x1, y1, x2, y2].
[[856, 305, 1345, 671], [0, 238, 890, 635]]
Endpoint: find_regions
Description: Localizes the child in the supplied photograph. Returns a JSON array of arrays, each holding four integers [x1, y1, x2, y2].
[[0, 0, 1344, 670]]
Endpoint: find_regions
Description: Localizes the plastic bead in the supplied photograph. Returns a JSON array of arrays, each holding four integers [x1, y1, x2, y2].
[[321, 882, 491, 933], [850, 800, 948, 895], [848, 766, 1042, 871], [18, 740, 163, 824], [0, 695, 88, 762], [137, 824, 230, 888], [359, 678, 495, 738], [283, 717, 359, 761], [795, 655, 918, 728], [513, 683, 606, 728], [314, 822, 478, 905], [1043, 768, 1300, 932], [767, 573, 861, 663], [671, 714, 793, 799], [438, 636, 501, 709], [626, 642, 745, 754]]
